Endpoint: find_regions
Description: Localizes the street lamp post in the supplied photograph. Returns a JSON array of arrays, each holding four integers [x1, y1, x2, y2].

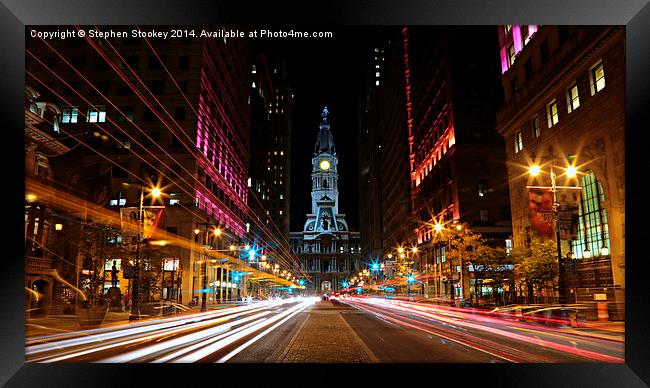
[[130, 185, 162, 321], [194, 219, 223, 312], [527, 161, 581, 305]]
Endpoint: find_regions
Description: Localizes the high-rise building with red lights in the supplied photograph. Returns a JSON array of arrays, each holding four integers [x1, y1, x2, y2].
[[496, 26, 625, 318], [361, 27, 512, 300]]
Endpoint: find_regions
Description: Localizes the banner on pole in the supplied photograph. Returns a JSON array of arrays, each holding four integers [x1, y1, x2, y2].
[[557, 189, 581, 240], [142, 207, 165, 239], [528, 189, 554, 240], [120, 207, 140, 234]]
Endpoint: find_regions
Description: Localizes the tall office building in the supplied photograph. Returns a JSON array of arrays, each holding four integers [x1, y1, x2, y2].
[[496, 25, 625, 318], [26, 28, 254, 308]]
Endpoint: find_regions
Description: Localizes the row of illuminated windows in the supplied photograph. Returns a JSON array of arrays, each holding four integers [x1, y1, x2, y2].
[[514, 60, 605, 154], [60, 105, 189, 124]]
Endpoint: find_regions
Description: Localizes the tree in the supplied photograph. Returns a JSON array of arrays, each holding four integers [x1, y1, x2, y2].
[[512, 231, 559, 304], [472, 246, 514, 306]]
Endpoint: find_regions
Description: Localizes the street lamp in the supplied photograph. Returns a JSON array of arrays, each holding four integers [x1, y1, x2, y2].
[[194, 218, 224, 312], [527, 160, 582, 305], [130, 184, 163, 321]]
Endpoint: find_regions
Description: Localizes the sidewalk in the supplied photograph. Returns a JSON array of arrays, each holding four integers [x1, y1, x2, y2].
[[277, 300, 378, 363]]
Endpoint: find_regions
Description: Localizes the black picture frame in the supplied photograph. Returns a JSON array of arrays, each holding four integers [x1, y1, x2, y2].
[[2, 0, 648, 386]]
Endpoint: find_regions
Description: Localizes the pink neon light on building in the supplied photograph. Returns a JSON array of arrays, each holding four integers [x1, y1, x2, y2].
[[512, 25, 523, 53]]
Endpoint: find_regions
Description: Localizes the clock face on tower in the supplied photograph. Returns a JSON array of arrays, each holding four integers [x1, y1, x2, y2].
[[319, 160, 330, 170]]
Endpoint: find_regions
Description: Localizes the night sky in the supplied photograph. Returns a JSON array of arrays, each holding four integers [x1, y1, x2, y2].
[[256, 27, 387, 233]]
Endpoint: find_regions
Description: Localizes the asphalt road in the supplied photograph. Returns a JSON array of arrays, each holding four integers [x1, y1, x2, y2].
[[25, 296, 624, 363]]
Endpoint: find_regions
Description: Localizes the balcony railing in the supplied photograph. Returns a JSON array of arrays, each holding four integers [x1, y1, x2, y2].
[[26, 256, 57, 273]]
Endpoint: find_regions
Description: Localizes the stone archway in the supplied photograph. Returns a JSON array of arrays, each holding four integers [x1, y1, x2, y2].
[[321, 281, 332, 292]]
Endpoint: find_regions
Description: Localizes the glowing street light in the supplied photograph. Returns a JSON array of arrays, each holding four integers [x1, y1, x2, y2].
[[229, 244, 236, 251], [434, 222, 443, 232], [151, 187, 162, 198], [213, 227, 222, 236], [411, 247, 418, 253], [528, 164, 541, 177], [397, 247, 405, 254], [566, 165, 578, 178]]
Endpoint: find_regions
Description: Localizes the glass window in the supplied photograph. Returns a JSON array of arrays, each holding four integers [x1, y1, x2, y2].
[[116, 106, 134, 123], [169, 192, 181, 206], [532, 116, 541, 138], [590, 61, 606, 95], [87, 106, 106, 123], [567, 84, 580, 113], [104, 259, 121, 271], [571, 171, 610, 259], [522, 25, 530, 45], [507, 44, 516, 66], [514, 131, 524, 153], [61, 107, 78, 124], [480, 209, 489, 222], [547, 100, 559, 127], [504, 25, 512, 34], [478, 183, 488, 198]]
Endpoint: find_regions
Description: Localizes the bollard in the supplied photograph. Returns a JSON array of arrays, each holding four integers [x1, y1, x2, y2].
[[597, 301, 609, 321]]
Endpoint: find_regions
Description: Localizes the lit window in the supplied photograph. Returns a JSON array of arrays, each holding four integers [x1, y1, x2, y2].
[[522, 25, 530, 45], [61, 107, 78, 123], [376, 80, 380, 86], [280, 151, 284, 156], [567, 84, 580, 113], [252, 82, 256, 88], [590, 61, 605, 95], [571, 170, 610, 259], [532, 116, 541, 138], [504, 25, 512, 34], [375, 72, 380, 77], [547, 100, 559, 127], [280, 194, 283, 200], [478, 183, 488, 198], [247, 177, 252, 187], [375, 65, 380, 69], [87, 106, 106, 123], [514, 131, 523, 153], [507, 44, 515, 66], [279, 210, 283, 215], [169, 192, 181, 205], [274, 151, 277, 155], [252, 65, 257, 74]]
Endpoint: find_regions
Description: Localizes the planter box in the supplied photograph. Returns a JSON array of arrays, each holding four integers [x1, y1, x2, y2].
[[76, 306, 108, 328]]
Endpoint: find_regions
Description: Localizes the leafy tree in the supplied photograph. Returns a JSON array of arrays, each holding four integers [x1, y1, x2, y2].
[[512, 231, 559, 304], [472, 246, 514, 306]]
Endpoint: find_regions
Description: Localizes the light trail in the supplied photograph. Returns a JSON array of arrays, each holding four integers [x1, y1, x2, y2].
[[171, 298, 315, 363], [25, 303, 274, 355], [216, 296, 319, 363], [27, 298, 316, 363], [342, 297, 624, 363]]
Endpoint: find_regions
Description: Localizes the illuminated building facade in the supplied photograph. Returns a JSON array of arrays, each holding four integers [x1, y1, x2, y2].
[[249, 57, 293, 244], [290, 109, 362, 293], [496, 26, 625, 318], [359, 32, 412, 259], [361, 28, 512, 299], [26, 31, 254, 307]]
